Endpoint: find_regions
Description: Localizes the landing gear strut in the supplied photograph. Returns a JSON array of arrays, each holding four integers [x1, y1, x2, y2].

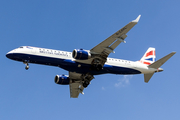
[[23, 61, 29, 70]]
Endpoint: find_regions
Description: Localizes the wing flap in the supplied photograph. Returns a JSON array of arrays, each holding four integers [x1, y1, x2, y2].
[[69, 82, 84, 98], [110, 34, 127, 50]]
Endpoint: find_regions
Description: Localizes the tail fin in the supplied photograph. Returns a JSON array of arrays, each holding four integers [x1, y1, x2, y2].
[[140, 47, 156, 65]]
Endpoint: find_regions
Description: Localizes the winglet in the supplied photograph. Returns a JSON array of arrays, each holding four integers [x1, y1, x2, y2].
[[132, 15, 141, 23]]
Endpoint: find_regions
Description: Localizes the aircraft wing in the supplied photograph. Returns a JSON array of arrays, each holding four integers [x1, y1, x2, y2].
[[90, 15, 141, 56], [69, 82, 84, 98], [69, 72, 86, 98], [69, 16, 141, 98]]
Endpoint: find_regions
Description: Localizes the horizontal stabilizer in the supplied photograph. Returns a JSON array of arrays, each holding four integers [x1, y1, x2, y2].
[[144, 73, 154, 83], [148, 52, 176, 69], [144, 52, 176, 83]]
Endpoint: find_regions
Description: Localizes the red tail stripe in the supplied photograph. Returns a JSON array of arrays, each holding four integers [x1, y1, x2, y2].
[[140, 61, 151, 65], [145, 51, 154, 57], [143, 62, 151, 65]]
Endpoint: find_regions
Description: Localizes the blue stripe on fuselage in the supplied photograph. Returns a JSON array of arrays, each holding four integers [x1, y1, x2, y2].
[[6, 53, 141, 75]]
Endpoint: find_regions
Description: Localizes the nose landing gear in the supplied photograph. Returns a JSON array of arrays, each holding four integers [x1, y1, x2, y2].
[[23, 61, 29, 70], [25, 65, 29, 70]]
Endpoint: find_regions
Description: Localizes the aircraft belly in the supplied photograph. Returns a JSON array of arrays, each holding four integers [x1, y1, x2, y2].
[[7, 53, 141, 75], [109, 66, 141, 74], [60, 63, 141, 75], [7, 53, 63, 66]]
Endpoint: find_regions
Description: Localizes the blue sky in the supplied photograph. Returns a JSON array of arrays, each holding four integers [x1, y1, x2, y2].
[[1, 0, 180, 120]]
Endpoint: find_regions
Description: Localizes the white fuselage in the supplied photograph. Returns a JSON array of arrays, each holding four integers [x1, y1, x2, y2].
[[6, 46, 158, 75]]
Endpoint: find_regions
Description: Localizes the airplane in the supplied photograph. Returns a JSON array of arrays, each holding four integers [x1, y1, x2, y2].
[[6, 15, 176, 98]]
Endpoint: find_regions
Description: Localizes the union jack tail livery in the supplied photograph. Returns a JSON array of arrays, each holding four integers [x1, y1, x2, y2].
[[140, 47, 156, 65]]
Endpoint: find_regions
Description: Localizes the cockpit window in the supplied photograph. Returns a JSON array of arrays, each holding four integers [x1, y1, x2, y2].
[[19, 46, 23, 48]]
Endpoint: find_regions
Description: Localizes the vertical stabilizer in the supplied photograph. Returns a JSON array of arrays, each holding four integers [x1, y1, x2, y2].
[[140, 47, 156, 65]]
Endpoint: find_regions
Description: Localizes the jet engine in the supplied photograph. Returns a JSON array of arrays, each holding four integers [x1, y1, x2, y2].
[[72, 49, 91, 60], [54, 74, 70, 85]]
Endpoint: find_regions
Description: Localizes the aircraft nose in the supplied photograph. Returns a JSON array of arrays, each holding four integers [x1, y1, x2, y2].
[[6, 53, 12, 59], [6, 50, 14, 59]]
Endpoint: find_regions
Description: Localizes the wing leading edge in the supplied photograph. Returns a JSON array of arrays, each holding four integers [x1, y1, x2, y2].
[[90, 15, 141, 55]]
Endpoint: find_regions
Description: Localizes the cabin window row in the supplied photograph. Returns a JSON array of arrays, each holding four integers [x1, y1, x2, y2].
[[39, 49, 72, 55], [108, 58, 131, 63]]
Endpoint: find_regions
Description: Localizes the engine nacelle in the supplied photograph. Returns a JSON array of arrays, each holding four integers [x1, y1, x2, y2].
[[54, 75, 70, 85], [72, 49, 91, 60]]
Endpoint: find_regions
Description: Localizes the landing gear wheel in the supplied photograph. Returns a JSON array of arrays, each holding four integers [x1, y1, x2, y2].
[[23, 60, 29, 70], [25, 66, 29, 70], [83, 80, 90, 88]]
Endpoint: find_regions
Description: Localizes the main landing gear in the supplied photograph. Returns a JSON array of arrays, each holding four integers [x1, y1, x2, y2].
[[83, 80, 90, 88], [91, 58, 103, 71], [82, 73, 94, 88], [23, 61, 29, 70]]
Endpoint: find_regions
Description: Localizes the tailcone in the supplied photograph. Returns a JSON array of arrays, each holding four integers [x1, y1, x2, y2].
[[156, 68, 163, 72]]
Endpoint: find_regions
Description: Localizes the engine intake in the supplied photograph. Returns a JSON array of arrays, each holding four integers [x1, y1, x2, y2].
[[72, 49, 91, 60], [54, 75, 70, 85]]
